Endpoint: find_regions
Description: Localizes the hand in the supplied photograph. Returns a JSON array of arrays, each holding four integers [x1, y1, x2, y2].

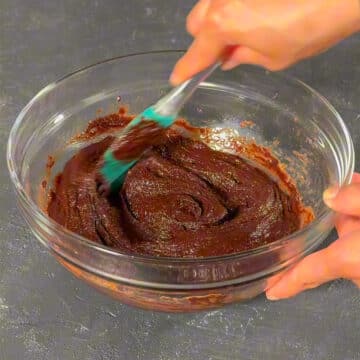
[[170, 0, 360, 85], [266, 173, 360, 300]]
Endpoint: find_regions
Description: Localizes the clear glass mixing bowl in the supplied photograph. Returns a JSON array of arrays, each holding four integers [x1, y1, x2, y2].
[[7, 51, 354, 312]]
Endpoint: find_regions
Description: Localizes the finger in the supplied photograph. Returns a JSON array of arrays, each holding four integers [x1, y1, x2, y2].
[[266, 270, 287, 290], [266, 243, 339, 300], [323, 182, 360, 217], [221, 46, 285, 71], [266, 230, 360, 300], [186, 0, 211, 36], [334, 230, 360, 279], [170, 30, 225, 85], [335, 212, 360, 238], [171, 1, 246, 85], [327, 173, 360, 236], [351, 172, 360, 183], [200, 0, 292, 58]]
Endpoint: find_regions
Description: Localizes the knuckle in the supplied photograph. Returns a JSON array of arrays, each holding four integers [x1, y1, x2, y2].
[[335, 234, 360, 277], [206, 10, 223, 29], [352, 278, 360, 288], [186, 15, 196, 35], [204, 1, 243, 39], [290, 268, 303, 287], [266, 61, 287, 71], [186, 7, 201, 34]]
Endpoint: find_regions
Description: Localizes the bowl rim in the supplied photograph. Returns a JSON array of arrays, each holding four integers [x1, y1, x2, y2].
[[7, 50, 355, 265]]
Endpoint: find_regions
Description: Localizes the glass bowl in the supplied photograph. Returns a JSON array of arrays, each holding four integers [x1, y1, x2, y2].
[[7, 51, 354, 312]]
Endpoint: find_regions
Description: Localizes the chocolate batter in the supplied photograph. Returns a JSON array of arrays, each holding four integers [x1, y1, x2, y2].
[[47, 108, 313, 258]]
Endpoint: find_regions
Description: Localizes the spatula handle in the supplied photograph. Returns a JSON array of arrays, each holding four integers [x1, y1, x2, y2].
[[153, 62, 220, 117]]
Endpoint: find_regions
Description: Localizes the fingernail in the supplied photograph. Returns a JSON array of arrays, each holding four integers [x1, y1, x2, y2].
[[266, 292, 279, 301], [169, 72, 180, 86], [323, 187, 338, 204], [221, 60, 238, 71]]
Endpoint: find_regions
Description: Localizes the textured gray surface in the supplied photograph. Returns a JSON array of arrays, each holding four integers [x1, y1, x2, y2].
[[0, 1, 359, 359]]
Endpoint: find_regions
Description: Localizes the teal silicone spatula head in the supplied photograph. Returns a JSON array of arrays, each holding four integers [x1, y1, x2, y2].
[[97, 107, 176, 195], [97, 63, 220, 195]]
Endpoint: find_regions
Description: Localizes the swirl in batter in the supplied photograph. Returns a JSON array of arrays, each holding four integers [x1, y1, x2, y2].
[[47, 109, 312, 258]]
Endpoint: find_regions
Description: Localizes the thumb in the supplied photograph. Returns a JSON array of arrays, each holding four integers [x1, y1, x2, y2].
[[323, 182, 360, 217]]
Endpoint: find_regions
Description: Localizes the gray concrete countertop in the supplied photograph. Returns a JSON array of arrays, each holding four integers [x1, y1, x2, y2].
[[0, 1, 359, 359]]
